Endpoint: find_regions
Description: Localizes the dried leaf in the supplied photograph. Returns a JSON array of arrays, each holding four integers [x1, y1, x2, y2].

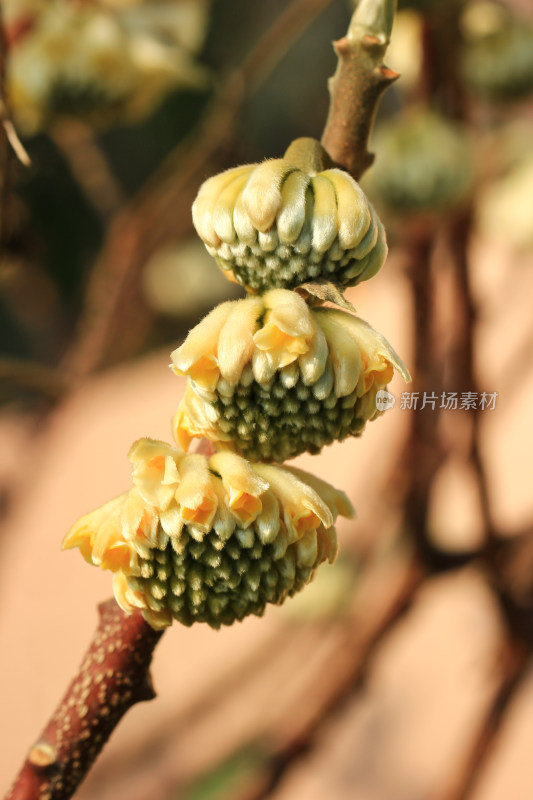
[[295, 280, 356, 313]]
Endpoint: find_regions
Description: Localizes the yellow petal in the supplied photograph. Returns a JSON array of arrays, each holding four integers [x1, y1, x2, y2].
[[209, 451, 268, 528], [311, 174, 338, 253], [113, 571, 147, 614], [175, 454, 218, 531], [262, 289, 315, 338], [254, 291, 314, 371], [121, 488, 159, 552], [217, 296, 263, 384], [251, 347, 277, 384], [128, 438, 182, 509], [242, 159, 293, 232], [357, 216, 387, 283], [210, 478, 237, 542], [159, 504, 184, 538], [170, 301, 235, 389], [322, 168, 371, 249], [317, 526, 339, 564], [213, 170, 253, 244], [314, 310, 363, 397], [283, 466, 355, 521], [192, 165, 254, 246], [276, 170, 310, 243], [227, 488, 263, 528], [63, 493, 137, 573], [172, 401, 195, 451], [253, 464, 333, 541], [172, 382, 227, 451], [254, 490, 281, 544], [233, 188, 257, 244], [324, 309, 411, 383], [298, 312, 329, 386]]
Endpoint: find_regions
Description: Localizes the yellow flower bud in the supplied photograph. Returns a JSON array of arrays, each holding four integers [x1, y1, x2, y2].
[[192, 138, 387, 293], [63, 439, 353, 629], [171, 292, 410, 462]]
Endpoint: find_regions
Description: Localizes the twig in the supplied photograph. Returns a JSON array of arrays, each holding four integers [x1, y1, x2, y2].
[[402, 224, 450, 569], [0, 357, 70, 399], [2, 117, 30, 166], [5, 599, 163, 800], [0, 5, 30, 172], [321, 0, 399, 180], [50, 119, 125, 222], [446, 209, 496, 543]]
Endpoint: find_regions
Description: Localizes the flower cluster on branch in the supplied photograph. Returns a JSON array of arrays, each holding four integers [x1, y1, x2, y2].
[[64, 136, 409, 626], [64, 439, 352, 629], [63, 0, 409, 630]]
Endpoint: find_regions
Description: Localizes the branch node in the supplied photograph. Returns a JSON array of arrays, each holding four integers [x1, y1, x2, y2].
[[333, 36, 351, 57], [27, 743, 57, 770], [380, 66, 400, 81], [361, 33, 386, 48], [321, 0, 398, 180]]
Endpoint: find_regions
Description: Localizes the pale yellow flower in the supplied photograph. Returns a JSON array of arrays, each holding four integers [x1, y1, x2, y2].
[[171, 292, 410, 462], [63, 441, 353, 629]]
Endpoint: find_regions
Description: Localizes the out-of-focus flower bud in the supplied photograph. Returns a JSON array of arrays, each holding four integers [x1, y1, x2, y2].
[[6, 0, 211, 133], [63, 439, 353, 629], [365, 109, 474, 215], [192, 138, 387, 293], [461, 2, 533, 103], [171, 290, 410, 462]]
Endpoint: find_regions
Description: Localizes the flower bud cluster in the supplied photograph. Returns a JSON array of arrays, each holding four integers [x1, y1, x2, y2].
[[6, 0, 210, 133], [171, 290, 409, 462], [461, 9, 533, 102], [192, 157, 386, 293], [63, 439, 352, 628]]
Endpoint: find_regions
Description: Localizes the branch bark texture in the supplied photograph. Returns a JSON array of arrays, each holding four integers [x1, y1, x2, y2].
[[6, 600, 163, 800], [321, 0, 398, 180]]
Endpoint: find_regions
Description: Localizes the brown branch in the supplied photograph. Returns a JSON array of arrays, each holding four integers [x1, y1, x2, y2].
[[446, 209, 496, 545], [0, 358, 70, 399], [402, 224, 450, 569], [5, 599, 163, 800], [50, 119, 125, 222], [437, 639, 528, 800], [321, 0, 399, 180]]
